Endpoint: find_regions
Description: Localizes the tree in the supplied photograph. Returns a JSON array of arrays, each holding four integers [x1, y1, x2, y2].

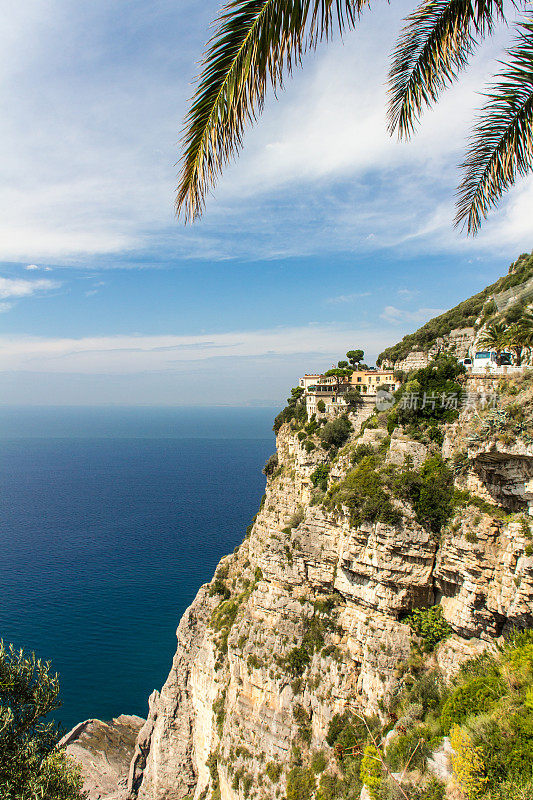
[[175, 0, 532, 234], [337, 360, 349, 369], [507, 311, 533, 365], [478, 322, 509, 365], [344, 388, 364, 411], [0, 641, 85, 799], [346, 350, 364, 368]]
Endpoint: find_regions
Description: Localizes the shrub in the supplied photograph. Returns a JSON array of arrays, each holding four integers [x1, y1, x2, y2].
[[317, 399, 326, 413], [385, 730, 430, 772], [265, 761, 282, 783], [293, 704, 312, 745], [450, 724, 488, 799], [360, 745, 382, 800], [311, 464, 330, 491], [319, 415, 352, 449], [393, 455, 454, 533], [273, 387, 306, 433], [440, 675, 503, 732], [405, 605, 452, 652], [311, 751, 327, 773], [328, 455, 402, 527], [387, 356, 465, 431], [0, 642, 85, 800], [286, 765, 316, 800], [262, 453, 278, 476]]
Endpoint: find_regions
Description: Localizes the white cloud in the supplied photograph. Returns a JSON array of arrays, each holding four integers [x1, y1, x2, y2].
[[398, 289, 420, 300], [0, 0, 529, 265], [0, 277, 60, 300], [25, 264, 39, 270], [326, 292, 372, 304], [0, 302, 12, 312], [0, 324, 395, 375], [380, 305, 444, 324]]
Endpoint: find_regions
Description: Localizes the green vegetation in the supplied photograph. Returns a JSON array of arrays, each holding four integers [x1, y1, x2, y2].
[[378, 253, 533, 364], [281, 605, 338, 676], [0, 642, 85, 800], [387, 356, 466, 435], [393, 455, 454, 534], [319, 415, 352, 450], [325, 454, 402, 527], [405, 605, 452, 652], [273, 387, 307, 434], [265, 760, 282, 783], [310, 464, 330, 492], [262, 453, 278, 476], [286, 765, 316, 800]]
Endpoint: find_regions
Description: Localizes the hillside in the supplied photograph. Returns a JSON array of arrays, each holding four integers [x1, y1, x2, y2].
[[377, 251, 533, 366], [63, 268, 533, 800]]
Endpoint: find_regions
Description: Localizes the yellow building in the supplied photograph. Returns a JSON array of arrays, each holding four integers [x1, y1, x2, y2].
[[350, 369, 400, 393]]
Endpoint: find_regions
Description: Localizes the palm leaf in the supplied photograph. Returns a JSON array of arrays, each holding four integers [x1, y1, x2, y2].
[[176, 0, 369, 221], [387, 0, 508, 139], [455, 15, 533, 233]]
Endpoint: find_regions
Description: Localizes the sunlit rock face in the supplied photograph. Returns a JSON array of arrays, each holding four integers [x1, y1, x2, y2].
[[125, 386, 533, 800]]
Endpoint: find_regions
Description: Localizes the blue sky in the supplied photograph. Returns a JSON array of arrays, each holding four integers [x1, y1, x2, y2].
[[0, 0, 531, 406]]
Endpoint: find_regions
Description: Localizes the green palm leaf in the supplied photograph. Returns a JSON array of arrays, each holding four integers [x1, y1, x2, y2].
[[176, 0, 369, 220], [455, 15, 533, 233], [387, 0, 507, 139]]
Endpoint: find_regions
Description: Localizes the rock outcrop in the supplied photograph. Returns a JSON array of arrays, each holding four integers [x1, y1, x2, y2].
[[60, 715, 144, 800], [122, 371, 533, 800]]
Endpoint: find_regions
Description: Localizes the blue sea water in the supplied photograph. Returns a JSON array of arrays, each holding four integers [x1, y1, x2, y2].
[[0, 407, 276, 731]]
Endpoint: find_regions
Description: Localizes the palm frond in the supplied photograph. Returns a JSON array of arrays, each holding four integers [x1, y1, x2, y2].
[[455, 15, 533, 234], [176, 0, 369, 221], [387, 0, 507, 139]]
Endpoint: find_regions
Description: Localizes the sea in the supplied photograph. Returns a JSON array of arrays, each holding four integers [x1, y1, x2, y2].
[[0, 406, 276, 731]]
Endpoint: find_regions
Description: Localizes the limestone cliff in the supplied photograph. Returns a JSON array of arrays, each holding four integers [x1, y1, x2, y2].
[[125, 368, 533, 800]]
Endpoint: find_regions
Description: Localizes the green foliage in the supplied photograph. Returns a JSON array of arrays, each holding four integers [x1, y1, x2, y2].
[[293, 704, 312, 745], [286, 765, 316, 800], [282, 611, 336, 676], [273, 387, 307, 434], [385, 729, 430, 772], [317, 399, 326, 413], [0, 642, 85, 800], [351, 443, 375, 464], [360, 745, 382, 800], [311, 750, 327, 773], [344, 389, 364, 411], [387, 356, 465, 431], [319, 415, 352, 450], [393, 455, 454, 533], [310, 464, 330, 492], [326, 455, 402, 527], [209, 579, 230, 599], [347, 349, 364, 367], [440, 674, 504, 733], [378, 255, 533, 365], [262, 453, 278, 476], [265, 760, 282, 783], [406, 605, 452, 652]]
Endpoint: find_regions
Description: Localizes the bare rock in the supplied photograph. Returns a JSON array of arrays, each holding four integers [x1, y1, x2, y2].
[[60, 715, 144, 800]]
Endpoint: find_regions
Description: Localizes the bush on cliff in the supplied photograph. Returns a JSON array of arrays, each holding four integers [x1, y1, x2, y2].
[[392, 456, 454, 534], [319, 415, 352, 450], [0, 641, 85, 800], [273, 387, 306, 433], [387, 356, 465, 433]]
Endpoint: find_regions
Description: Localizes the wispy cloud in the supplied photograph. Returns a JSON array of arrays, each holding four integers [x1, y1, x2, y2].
[[397, 289, 420, 300], [0, 277, 60, 300], [380, 305, 444, 324], [326, 292, 372, 304], [0, 324, 395, 375], [25, 264, 52, 271], [0, 0, 529, 266]]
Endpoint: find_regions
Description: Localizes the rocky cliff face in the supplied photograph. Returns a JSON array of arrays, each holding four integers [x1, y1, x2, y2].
[[124, 371, 533, 800]]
